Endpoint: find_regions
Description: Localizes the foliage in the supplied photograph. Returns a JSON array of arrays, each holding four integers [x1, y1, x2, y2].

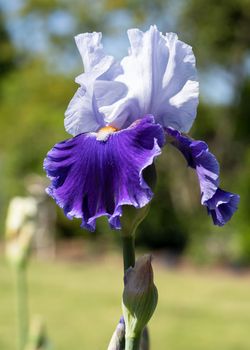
[[0, 11, 15, 80]]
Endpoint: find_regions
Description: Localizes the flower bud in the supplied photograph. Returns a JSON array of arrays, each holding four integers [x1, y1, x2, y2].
[[122, 255, 158, 339], [140, 327, 149, 350], [5, 197, 37, 268], [5, 197, 37, 239], [107, 317, 125, 350]]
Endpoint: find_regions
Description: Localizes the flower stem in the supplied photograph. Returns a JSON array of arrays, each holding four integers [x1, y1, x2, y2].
[[121, 234, 135, 271], [121, 234, 143, 349], [125, 334, 142, 350], [120, 206, 151, 350], [15, 266, 29, 350]]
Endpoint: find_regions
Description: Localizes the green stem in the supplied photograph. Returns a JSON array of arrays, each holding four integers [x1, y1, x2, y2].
[[15, 266, 29, 350], [121, 206, 150, 350], [121, 234, 135, 271], [125, 334, 142, 350], [121, 234, 143, 349]]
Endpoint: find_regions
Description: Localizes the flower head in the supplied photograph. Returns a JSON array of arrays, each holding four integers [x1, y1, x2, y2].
[[45, 116, 164, 231], [44, 25, 239, 230]]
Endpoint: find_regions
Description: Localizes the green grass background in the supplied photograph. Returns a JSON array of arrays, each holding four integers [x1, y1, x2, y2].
[[1, 255, 250, 350]]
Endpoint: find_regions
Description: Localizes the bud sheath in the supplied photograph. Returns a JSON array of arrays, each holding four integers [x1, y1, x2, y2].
[[122, 256, 158, 349]]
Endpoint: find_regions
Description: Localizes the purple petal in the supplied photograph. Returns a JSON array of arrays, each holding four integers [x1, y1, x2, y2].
[[166, 127, 239, 225], [166, 127, 219, 203], [206, 188, 240, 226], [44, 116, 165, 231]]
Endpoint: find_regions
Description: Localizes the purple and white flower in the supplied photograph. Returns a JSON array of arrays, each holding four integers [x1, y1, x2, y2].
[[44, 25, 239, 230]]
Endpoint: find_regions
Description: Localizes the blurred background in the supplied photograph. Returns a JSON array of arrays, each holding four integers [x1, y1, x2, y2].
[[1, 0, 250, 349]]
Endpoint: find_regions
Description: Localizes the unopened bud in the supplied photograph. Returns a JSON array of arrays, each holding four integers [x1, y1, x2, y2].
[[122, 255, 158, 338], [5, 197, 37, 268], [6, 224, 35, 268], [5, 197, 37, 239], [107, 317, 125, 350], [140, 328, 149, 350]]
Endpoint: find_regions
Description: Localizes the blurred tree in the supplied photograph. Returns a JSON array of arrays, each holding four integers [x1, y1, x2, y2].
[[177, 0, 250, 263], [0, 7, 18, 229], [0, 9, 16, 82], [180, 0, 250, 69]]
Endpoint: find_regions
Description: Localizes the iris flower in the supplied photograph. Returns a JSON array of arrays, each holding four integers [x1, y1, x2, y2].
[[44, 26, 239, 231]]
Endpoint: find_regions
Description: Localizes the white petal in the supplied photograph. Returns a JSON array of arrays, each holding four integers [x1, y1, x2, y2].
[[64, 87, 104, 135], [75, 32, 105, 72], [94, 80, 127, 107], [109, 25, 199, 132], [65, 32, 126, 136]]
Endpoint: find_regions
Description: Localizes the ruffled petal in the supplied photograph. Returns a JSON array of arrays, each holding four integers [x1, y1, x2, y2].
[[74, 32, 111, 74], [166, 127, 239, 225], [44, 116, 165, 231], [166, 127, 219, 203], [205, 189, 240, 226], [74, 32, 121, 83], [64, 32, 127, 136], [105, 25, 199, 131]]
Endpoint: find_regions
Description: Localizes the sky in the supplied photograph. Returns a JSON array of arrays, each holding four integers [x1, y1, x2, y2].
[[0, 0, 235, 105]]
